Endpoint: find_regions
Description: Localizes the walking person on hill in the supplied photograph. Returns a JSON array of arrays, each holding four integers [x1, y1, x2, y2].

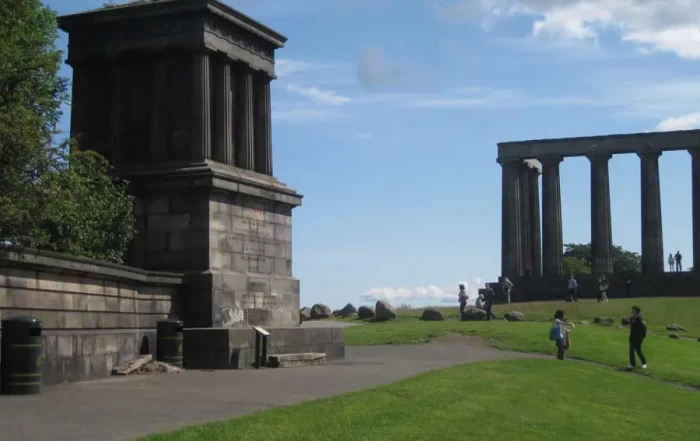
[[566, 274, 578, 302], [550, 309, 575, 360], [668, 253, 675, 272], [458, 284, 468, 320], [675, 251, 683, 272], [625, 306, 648, 370], [597, 274, 610, 303], [502, 277, 514, 304], [484, 284, 497, 321]]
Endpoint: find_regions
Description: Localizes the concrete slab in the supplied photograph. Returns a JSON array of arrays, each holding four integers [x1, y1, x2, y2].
[[0, 337, 535, 441]]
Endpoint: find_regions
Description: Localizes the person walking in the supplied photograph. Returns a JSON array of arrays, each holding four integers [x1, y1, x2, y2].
[[458, 284, 468, 320], [502, 277, 514, 304], [550, 309, 575, 360], [668, 253, 675, 272], [675, 251, 683, 272], [484, 284, 497, 320], [566, 274, 578, 302], [626, 306, 648, 370], [597, 274, 610, 303]]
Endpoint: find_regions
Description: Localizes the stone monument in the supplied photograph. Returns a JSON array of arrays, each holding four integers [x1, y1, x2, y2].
[[58, 0, 302, 332]]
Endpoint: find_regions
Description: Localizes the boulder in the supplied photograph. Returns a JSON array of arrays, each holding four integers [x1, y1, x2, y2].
[[339, 303, 358, 317], [669, 333, 680, 339], [593, 316, 615, 326], [580, 320, 589, 325], [357, 306, 375, 319], [375, 300, 396, 321], [310, 304, 332, 319], [621, 317, 630, 326], [421, 308, 444, 321], [504, 311, 525, 322], [666, 323, 688, 332], [332, 310, 341, 317], [300, 307, 311, 321], [462, 307, 487, 321]]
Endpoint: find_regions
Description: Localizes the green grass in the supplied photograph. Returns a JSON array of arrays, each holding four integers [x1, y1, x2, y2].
[[137, 359, 700, 441]]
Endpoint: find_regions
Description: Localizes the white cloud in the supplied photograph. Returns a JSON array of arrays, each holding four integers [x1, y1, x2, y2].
[[405, 87, 600, 109], [654, 112, 700, 131], [286, 84, 352, 105], [272, 109, 341, 123], [355, 132, 373, 139], [437, 0, 700, 60], [275, 59, 340, 78], [361, 278, 485, 304]]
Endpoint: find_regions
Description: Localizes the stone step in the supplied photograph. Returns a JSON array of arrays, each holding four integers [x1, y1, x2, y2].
[[267, 352, 326, 368]]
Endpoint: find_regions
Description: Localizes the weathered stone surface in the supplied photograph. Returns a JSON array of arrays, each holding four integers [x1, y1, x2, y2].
[[267, 352, 326, 368], [593, 316, 615, 326], [310, 304, 331, 319], [375, 300, 396, 321], [300, 307, 311, 321], [666, 323, 688, 332], [504, 311, 526, 322], [462, 307, 487, 321], [421, 308, 444, 321], [580, 320, 589, 325], [339, 303, 357, 317], [357, 306, 375, 319]]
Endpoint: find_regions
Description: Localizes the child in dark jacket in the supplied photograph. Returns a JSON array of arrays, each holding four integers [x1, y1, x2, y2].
[[627, 306, 648, 370]]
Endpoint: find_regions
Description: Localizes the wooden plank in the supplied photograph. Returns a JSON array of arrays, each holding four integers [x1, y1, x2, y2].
[[252, 326, 270, 336], [111, 354, 152, 375]]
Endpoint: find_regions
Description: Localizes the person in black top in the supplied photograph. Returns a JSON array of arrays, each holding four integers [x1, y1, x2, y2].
[[627, 306, 647, 370], [484, 284, 497, 321]]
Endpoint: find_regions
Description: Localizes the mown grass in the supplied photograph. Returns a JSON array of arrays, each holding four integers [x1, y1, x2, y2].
[[137, 359, 700, 441]]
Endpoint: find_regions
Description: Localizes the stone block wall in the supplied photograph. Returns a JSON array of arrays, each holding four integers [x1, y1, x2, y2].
[[0, 248, 183, 385]]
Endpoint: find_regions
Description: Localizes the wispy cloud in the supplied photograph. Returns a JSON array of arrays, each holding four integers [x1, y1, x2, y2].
[[286, 84, 352, 105], [272, 109, 342, 123], [655, 112, 700, 131], [275, 59, 339, 78], [361, 278, 484, 304], [356, 46, 421, 89]]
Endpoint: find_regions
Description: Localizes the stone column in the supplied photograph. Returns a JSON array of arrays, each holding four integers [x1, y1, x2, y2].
[[70, 63, 90, 145], [499, 159, 522, 278], [689, 148, 700, 272], [191, 50, 212, 161], [254, 74, 273, 176], [588, 153, 614, 275], [149, 56, 169, 163], [108, 59, 124, 165], [213, 55, 234, 165], [236, 65, 255, 170], [639, 151, 664, 273], [519, 164, 532, 276], [529, 167, 543, 276], [540, 156, 564, 276]]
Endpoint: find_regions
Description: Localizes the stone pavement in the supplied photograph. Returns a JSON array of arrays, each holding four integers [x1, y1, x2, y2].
[[0, 337, 534, 441]]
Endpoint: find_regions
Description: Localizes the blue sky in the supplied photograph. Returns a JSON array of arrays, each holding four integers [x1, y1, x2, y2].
[[49, 0, 700, 308]]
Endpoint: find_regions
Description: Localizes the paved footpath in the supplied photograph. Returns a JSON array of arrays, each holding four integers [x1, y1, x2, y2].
[[0, 336, 533, 441]]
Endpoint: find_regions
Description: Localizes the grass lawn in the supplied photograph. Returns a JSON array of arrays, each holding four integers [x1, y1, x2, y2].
[[344, 303, 700, 387], [137, 359, 700, 441]]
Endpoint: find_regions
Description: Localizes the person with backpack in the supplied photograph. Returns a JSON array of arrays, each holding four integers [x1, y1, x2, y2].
[[597, 274, 610, 303], [484, 284, 497, 320], [549, 309, 575, 360], [626, 305, 648, 370]]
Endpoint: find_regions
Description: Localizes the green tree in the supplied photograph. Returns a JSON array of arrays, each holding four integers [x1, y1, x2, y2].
[[563, 243, 642, 273], [0, 0, 135, 263], [563, 256, 592, 276]]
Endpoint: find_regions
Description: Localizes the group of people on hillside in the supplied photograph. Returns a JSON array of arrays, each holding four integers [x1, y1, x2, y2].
[[566, 273, 635, 302], [668, 251, 683, 272], [551, 305, 648, 370]]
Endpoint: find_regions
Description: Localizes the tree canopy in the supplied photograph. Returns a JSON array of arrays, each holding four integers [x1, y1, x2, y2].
[[563, 243, 642, 275], [0, 0, 135, 263]]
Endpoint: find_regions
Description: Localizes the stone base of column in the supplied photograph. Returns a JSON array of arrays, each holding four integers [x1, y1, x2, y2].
[[123, 161, 303, 328]]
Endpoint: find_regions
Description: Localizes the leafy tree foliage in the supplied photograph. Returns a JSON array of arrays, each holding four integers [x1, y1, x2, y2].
[[563, 243, 642, 274], [0, 0, 135, 263], [563, 256, 592, 276]]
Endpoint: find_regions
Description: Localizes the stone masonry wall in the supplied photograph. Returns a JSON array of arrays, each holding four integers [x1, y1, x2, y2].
[[0, 249, 183, 385]]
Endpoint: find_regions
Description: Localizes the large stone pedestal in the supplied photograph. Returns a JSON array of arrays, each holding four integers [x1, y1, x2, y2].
[[183, 326, 345, 369]]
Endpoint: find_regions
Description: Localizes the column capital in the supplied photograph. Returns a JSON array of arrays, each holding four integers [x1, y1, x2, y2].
[[586, 152, 612, 162], [538, 156, 563, 167], [688, 146, 700, 157], [497, 157, 523, 168], [637, 149, 662, 160]]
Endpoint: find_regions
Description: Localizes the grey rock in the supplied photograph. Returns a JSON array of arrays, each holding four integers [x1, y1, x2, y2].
[[300, 307, 311, 321], [357, 306, 375, 319], [580, 320, 589, 325], [421, 308, 444, 321], [666, 323, 688, 332], [669, 333, 680, 339], [331, 309, 341, 317], [310, 304, 331, 319], [504, 311, 525, 322], [339, 303, 357, 317], [375, 300, 396, 321], [462, 307, 487, 321], [593, 316, 615, 326]]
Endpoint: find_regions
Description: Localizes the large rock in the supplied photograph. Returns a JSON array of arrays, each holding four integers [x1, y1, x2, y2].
[[339, 303, 358, 317], [357, 306, 375, 319], [300, 307, 311, 321], [669, 333, 680, 339], [593, 316, 615, 326], [580, 320, 589, 325], [421, 308, 444, 321], [375, 300, 396, 321], [332, 309, 341, 317], [310, 304, 332, 319], [504, 311, 525, 322], [462, 307, 487, 321], [667, 323, 688, 332]]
